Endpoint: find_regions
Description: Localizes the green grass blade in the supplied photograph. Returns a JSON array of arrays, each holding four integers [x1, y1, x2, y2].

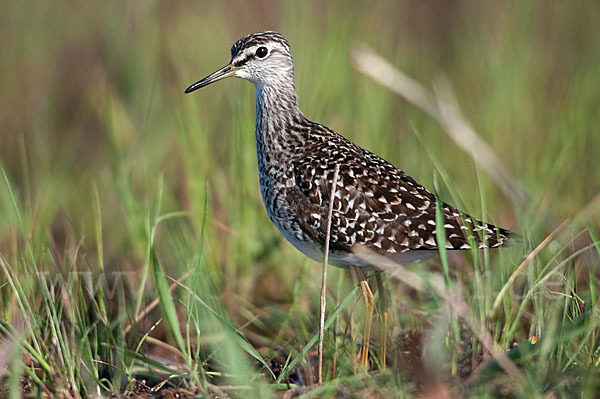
[[150, 243, 188, 362], [168, 276, 276, 379], [276, 285, 360, 383]]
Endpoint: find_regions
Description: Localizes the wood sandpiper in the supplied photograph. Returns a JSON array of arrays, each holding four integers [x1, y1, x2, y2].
[[185, 31, 517, 369]]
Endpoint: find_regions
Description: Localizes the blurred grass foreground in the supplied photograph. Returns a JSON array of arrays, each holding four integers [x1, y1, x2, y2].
[[1, 1, 600, 397]]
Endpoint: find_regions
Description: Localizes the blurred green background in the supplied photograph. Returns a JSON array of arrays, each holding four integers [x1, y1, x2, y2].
[[1, 0, 599, 396]]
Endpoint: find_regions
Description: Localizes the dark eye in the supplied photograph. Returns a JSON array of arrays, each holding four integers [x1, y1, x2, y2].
[[255, 46, 268, 58]]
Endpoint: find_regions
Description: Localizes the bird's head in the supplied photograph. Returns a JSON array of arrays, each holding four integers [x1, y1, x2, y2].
[[185, 31, 294, 93]]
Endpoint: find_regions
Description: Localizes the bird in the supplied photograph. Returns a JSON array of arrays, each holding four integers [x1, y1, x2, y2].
[[185, 31, 517, 370]]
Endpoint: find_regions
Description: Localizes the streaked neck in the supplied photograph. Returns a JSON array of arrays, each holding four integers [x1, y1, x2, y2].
[[255, 82, 304, 132]]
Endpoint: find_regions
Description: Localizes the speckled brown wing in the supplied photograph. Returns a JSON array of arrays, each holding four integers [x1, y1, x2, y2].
[[290, 129, 514, 259]]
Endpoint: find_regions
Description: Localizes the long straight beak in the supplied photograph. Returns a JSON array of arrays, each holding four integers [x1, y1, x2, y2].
[[184, 63, 239, 93]]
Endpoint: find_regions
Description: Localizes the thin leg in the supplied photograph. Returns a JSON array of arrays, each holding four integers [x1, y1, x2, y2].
[[351, 266, 375, 368], [375, 273, 388, 370]]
